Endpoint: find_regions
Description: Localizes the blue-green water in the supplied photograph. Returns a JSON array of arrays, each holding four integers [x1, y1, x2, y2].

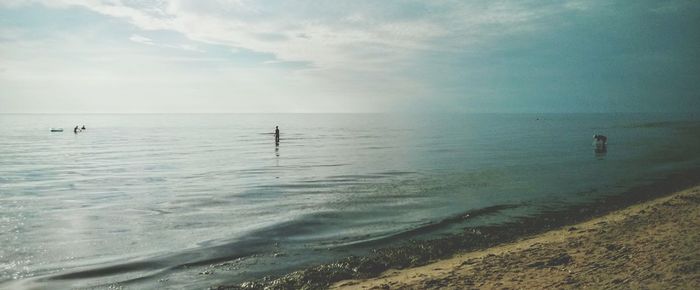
[[1, 113, 699, 289]]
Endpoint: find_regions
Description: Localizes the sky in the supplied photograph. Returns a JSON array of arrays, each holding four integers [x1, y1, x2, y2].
[[0, 0, 699, 113]]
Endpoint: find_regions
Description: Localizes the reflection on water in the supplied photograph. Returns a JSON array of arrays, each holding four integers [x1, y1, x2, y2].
[[0, 113, 699, 289], [275, 146, 280, 167], [594, 143, 608, 159]]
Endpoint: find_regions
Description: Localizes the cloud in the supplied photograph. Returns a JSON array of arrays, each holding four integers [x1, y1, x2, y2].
[[128, 33, 204, 52], [129, 34, 153, 45], [4, 0, 596, 71], [3, 0, 699, 113]]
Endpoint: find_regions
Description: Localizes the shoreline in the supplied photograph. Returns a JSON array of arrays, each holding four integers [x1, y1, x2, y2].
[[217, 169, 700, 289], [333, 185, 700, 289]]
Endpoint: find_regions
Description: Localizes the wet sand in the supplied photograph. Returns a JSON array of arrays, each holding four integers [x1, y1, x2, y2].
[[332, 186, 700, 289]]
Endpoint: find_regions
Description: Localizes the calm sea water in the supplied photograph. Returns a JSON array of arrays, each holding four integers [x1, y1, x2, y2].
[[1, 113, 699, 289]]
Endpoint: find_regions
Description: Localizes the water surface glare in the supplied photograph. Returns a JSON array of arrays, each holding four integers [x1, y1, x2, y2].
[[1, 113, 699, 289]]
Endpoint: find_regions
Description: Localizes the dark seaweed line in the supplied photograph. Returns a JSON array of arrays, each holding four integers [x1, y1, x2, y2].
[[213, 168, 700, 290]]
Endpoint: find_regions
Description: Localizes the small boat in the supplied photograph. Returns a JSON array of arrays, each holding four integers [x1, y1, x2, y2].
[[50, 128, 64, 132]]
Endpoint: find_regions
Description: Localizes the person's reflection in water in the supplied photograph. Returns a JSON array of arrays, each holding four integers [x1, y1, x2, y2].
[[275, 146, 280, 167], [594, 143, 607, 159]]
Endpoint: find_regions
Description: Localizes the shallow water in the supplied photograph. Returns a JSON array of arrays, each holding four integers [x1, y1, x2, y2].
[[1, 113, 699, 289]]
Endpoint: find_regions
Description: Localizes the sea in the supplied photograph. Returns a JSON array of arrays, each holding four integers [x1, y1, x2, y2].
[[1, 113, 699, 289]]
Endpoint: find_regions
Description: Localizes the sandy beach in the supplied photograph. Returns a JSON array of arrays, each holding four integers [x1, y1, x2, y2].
[[332, 186, 700, 289]]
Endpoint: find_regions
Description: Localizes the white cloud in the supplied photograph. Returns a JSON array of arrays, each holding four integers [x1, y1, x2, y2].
[[129, 34, 153, 45], [128, 33, 204, 52], [11, 0, 663, 113], [5, 0, 596, 71]]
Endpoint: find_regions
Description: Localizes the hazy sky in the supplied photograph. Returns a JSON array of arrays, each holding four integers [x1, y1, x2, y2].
[[1, 0, 699, 113]]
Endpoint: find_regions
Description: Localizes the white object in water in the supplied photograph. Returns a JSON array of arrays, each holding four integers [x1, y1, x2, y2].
[[50, 128, 64, 132]]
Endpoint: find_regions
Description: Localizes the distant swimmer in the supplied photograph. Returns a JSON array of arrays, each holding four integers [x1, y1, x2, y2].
[[81, 125, 86, 130], [593, 134, 608, 156], [274, 126, 280, 144]]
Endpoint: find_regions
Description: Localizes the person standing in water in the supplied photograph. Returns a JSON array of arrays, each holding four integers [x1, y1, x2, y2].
[[274, 126, 280, 145]]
